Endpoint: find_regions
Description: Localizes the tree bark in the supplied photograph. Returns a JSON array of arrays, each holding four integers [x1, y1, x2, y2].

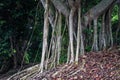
[[50, 0, 69, 17], [41, 0, 55, 27], [84, 0, 115, 26], [57, 12, 62, 65], [67, 43, 70, 63], [105, 8, 113, 47], [69, 7, 76, 63], [116, 3, 120, 45], [75, 7, 81, 62], [108, 9, 113, 47], [92, 18, 98, 51], [75, 4, 84, 63], [45, 11, 58, 69], [40, 0, 49, 73], [102, 13, 106, 49]]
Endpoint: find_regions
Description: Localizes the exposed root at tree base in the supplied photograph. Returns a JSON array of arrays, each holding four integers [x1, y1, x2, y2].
[[7, 47, 120, 80], [32, 48, 120, 80]]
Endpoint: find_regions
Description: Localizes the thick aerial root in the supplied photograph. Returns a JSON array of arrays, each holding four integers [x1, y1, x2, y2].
[[7, 64, 39, 80]]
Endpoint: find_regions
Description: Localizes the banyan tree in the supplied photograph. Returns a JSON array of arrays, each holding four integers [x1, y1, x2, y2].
[[7, 0, 120, 79], [39, 0, 120, 72]]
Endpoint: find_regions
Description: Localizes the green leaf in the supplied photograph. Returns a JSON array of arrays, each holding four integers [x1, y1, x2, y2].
[[112, 15, 118, 22], [24, 52, 30, 64], [13, 49, 16, 53]]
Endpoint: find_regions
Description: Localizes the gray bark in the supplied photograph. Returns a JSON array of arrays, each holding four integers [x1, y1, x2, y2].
[[92, 18, 98, 51], [116, 4, 120, 44], [101, 14, 106, 49], [41, 0, 55, 27], [67, 43, 70, 64], [84, 0, 116, 26], [40, 0, 49, 73], [75, 5, 83, 62], [108, 9, 113, 47], [69, 7, 76, 63], [105, 8, 113, 47], [50, 0, 69, 17], [57, 12, 62, 65]]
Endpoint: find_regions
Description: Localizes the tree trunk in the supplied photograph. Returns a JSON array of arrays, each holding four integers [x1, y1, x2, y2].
[[75, 7, 81, 63], [40, 0, 49, 73], [50, 0, 69, 17], [45, 11, 58, 69], [67, 43, 70, 63], [92, 18, 98, 51], [69, 7, 76, 63], [116, 3, 120, 45], [105, 8, 113, 47], [99, 13, 106, 50], [108, 9, 113, 47], [57, 12, 62, 65], [75, 4, 84, 63], [84, 0, 115, 26]]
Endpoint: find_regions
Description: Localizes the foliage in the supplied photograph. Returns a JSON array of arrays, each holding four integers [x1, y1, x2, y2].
[[0, 0, 119, 72], [0, 0, 44, 69]]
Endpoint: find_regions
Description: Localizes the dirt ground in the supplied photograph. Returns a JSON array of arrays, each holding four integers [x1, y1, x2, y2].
[[1, 47, 120, 80], [32, 48, 120, 80]]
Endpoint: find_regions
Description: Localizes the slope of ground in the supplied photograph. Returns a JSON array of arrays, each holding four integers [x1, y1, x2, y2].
[[31, 48, 120, 80], [4, 47, 120, 80]]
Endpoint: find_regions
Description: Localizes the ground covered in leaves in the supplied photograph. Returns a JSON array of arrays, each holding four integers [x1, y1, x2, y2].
[[31, 48, 120, 80], [1, 48, 120, 80]]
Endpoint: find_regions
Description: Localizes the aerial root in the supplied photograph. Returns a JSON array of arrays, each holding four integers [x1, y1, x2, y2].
[[52, 64, 69, 78]]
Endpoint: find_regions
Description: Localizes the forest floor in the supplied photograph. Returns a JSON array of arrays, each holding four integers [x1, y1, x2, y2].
[[1, 47, 120, 80], [0, 63, 37, 80], [31, 47, 120, 80]]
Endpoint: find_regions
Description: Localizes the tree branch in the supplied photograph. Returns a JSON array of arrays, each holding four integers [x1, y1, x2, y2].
[[84, 0, 116, 26], [50, 0, 70, 17], [41, 0, 54, 27]]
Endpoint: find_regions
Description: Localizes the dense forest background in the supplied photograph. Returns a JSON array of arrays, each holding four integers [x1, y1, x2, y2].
[[0, 0, 44, 72], [0, 0, 120, 78]]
